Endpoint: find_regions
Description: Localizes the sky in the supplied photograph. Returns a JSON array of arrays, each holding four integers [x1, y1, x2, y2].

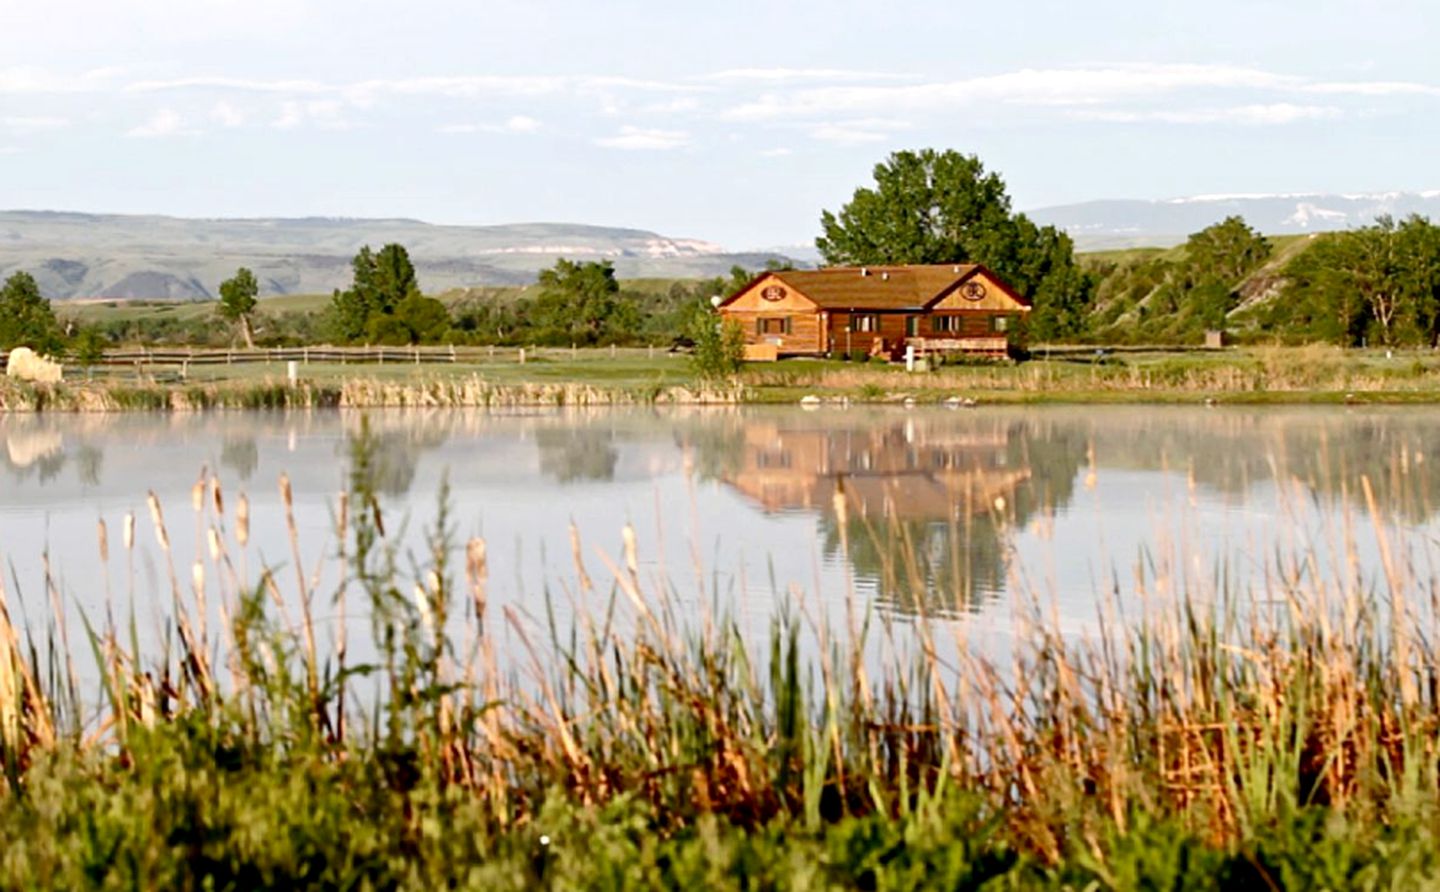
[[2, 0, 1439, 247]]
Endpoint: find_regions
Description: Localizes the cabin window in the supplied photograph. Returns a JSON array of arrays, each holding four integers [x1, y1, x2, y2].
[[757, 317, 792, 336], [992, 316, 1012, 334], [932, 315, 961, 334], [850, 314, 879, 333]]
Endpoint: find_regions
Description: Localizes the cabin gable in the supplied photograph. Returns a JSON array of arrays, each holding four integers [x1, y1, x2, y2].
[[928, 268, 1030, 313], [721, 274, 821, 314]]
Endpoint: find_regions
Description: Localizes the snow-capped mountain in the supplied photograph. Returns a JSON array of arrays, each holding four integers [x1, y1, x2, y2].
[[1029, 191, 1440, 250]]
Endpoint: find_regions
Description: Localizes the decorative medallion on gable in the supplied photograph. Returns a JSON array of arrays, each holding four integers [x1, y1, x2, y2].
[[761, 285, 788, 302], [961, 281, 987, 301]]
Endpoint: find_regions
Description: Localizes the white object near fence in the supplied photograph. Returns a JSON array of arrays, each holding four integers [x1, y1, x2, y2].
[[905, 344, 915, 372], [287, 360, 298, 386]]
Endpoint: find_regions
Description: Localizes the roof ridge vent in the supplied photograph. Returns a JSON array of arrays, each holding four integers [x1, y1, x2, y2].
[[952, 265, 960, 273], [860, 267, 869, 276], [881, 271, 890, 281]]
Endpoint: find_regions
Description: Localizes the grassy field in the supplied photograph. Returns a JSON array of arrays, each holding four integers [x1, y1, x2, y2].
[[9, 343, 1440, 411], [4, 426, 1440, 887]]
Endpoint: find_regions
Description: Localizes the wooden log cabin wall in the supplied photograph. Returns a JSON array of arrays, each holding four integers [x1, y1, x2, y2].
[[717, 264, 1031, 361]]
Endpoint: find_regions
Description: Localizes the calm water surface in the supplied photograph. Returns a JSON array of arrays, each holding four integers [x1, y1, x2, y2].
[[1, 406, 1437, 660]]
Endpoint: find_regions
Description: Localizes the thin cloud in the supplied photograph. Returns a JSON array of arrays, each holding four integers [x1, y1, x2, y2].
[[723, 64, 1305, 120], [706, 68, 915, 83], [1074, 103, 1343, 125], [127, 76, 332, 94], [1, 116, 69, 133], [209, 102, 246, 128], [437, 115, 542, 135], [1303, 80, 1440, 97], [126, 108, 198, 138], [759, 147, 794, 157], [595, 126, 689, 150], [808, 124, 889, 144], [271, 99, 349, 130]]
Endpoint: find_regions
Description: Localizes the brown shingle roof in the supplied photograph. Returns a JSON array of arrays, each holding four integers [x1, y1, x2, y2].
[[766, 265, 977, 310], [734, 263, 1035, 311]]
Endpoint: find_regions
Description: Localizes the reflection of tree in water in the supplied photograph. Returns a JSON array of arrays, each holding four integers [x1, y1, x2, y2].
[[1086, 412, 1440, 525], [340, 420, 452, 497], [816, 420, 1087, 617], [536, 427, 618, 483], [220, 437, 260, 482], [74, 444, 104, 487], [678, 416, 748, 482]]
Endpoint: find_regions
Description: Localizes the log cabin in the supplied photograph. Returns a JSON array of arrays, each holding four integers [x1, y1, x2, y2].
[[717, 264, 1030, 360]]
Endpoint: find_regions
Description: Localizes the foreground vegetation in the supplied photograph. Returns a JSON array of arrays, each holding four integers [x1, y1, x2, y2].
[[4, 424, 1440, 887]]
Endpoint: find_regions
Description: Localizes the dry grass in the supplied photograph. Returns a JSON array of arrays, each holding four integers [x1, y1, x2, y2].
[[2, 423, 1439, 873]]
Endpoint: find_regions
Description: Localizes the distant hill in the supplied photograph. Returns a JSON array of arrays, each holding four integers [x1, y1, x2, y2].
[[0, 211, 798, 300], [1030, 191, 1440, 250]]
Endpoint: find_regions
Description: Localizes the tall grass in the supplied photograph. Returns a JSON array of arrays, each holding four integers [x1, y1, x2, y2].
[[3, 422, 1440, 886]]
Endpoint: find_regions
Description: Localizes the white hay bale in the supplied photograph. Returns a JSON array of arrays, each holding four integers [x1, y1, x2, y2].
[[5, 347, 63, 383]]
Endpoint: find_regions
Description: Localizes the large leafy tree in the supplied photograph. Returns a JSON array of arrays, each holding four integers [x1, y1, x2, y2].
[[532, 259, 639, 345], [218, 267, 260, 348], [1277, 215, 1440, 346], [1181, 216, 1271, 288], [328, 243, 442, 344], [0, 271, 62, 352], [816, 149, 1093, 340]]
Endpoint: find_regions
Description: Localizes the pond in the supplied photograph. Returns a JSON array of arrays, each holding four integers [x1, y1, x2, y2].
[[1, 405, 1436, 665]]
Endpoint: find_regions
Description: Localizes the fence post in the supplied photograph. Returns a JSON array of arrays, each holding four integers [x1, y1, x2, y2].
[[519, 347, 526, 365], [610, 343, 616, 359], [450, 344, 457, 364], [414, 347, 420, 365], [303, 347, 309, 365]]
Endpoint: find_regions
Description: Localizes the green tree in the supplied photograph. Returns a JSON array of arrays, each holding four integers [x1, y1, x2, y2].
[[327, 244, 441, 344], [218, 266, 260, 349], [688, 307, 746, 380], [532, 259, 637, 345], [71, 326, 107, 379], [0, 271, 62, 352], [1182, 216, 1271, 288], [816, 149, 1093, 340], [1276, 216, 1440, 347]]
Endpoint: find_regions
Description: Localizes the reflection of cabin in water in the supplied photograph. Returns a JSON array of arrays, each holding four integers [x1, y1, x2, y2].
[[724, 422, 1030, 521], [717, 264, 1030, 361]]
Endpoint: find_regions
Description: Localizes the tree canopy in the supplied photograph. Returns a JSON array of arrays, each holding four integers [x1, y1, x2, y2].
[[816, 149, 1093, 340], [0, 271, 62, 352], [529, 259, 639, 346], [1271, 215, 1440, 346], [327, 244, 447, 344], [218, 267, 260, 348]]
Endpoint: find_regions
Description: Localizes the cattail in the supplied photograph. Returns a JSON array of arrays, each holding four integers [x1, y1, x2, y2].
[[569, 523, 592, 590], [191, 476, 205, 514], [466, 537, 487, 583], [279, 473, 293, 513], [191, 560, 205, 595], [97, 518, 109, 564], [622, 522, 639, 579], [413, 583, 435, 638], [832, 483, 849, 527], [147, 492, 169, 552], [211, 477, 224, 517], [236, 494, 250, 547], [123, 512, 135, 552], [207, 527, 222, 562]]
